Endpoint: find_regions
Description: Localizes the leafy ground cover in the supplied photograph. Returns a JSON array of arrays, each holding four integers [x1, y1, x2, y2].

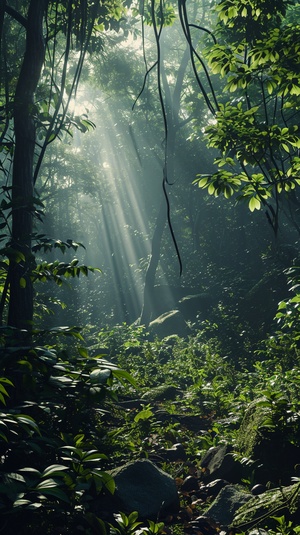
[[1, 291, 300, 534]]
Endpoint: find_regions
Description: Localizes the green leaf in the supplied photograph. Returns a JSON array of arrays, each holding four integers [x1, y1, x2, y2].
[[78, 347, 89, 358], [197, 176, 209, 187], [90, 369, 111, 384], [248, 197, 261, 212], [0, 377, 13, 386], [111, 368, 137, 387], [208, 183, 216, 195], [37, 487, 70, 502], [36, 478, 59, 490], [16, 415, 40, 434], [41, 465, 69, 478], [277, 300, 287, 310], [82, 451, 107, 462], [134, 407, 153, 422], [13, 499, 42, 509]]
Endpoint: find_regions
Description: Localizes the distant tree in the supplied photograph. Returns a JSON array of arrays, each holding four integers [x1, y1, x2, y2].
[[0, 0, 126, 330]]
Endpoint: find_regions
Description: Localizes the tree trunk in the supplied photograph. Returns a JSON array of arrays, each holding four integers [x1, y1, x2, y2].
[[7, 0, 46, 329], [140, 197, 167, 325], [139, 45, 190, 326]]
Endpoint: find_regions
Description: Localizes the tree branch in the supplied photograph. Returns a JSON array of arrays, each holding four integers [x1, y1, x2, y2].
[[5, 4, 27, 28]]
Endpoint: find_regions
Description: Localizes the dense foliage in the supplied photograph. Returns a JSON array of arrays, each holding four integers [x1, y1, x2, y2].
[[194, 0, 300, 238], [1, 293, 300, 533], [1, 0, 300, 533]]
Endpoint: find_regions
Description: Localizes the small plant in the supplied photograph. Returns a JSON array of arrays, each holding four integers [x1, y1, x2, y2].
[[268, 515, 300, 535], [110, 511, 143, 535], [109, 511, 165, 535]]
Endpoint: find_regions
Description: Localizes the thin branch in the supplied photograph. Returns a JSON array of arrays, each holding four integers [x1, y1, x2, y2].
[[178, 0, 218, 115], [132, 61, 158, 110], [5, 4, 27, 28]]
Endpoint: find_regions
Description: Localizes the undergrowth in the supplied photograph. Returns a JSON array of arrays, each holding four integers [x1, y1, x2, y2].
[[1, 281, 300, 533]]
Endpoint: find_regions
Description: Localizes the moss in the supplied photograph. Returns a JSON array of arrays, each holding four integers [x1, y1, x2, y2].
[[232, 483, 300, 530], [141, 384, 181, 402], [237, 397, 271, 458]]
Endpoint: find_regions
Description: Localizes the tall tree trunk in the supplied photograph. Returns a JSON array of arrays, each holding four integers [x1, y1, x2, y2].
[[140, 45, 190, 326], [7, 0, 46, 329], [140, 197, 167, 325]]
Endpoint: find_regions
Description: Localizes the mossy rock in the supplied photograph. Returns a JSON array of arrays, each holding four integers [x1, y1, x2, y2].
[[237, 397, 270, 458], [232, 483, 300, 531], [141, 384, 181, 402], [236, 397, 300, 484]]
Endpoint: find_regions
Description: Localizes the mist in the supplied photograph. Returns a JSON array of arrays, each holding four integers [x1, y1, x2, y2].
[[34, 12, 298, 342]]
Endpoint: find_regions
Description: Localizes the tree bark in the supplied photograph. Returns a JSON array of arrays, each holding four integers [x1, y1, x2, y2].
[[140, 197, 167, 325], [140, 45, 190, 326], [7, 0, 46, 329]]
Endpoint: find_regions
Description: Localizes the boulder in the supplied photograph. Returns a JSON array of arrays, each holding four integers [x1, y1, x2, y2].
[[232, 483, 300, 531], [161, 443, 187, 462], [200, 444, 244, 483], [236, 397, 300, 484], [205, 484, 252, 528], [205, 479, 229, 498], [178, 293, 213, 321], [109, 459, 179, 519], [149, 310, 191, 339]]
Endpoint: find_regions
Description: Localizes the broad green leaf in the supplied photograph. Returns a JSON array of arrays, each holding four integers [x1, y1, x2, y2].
[[37, 487, 70, 502], [197, 176, 209, 187], [248, 197, 261, 212], [78, 347, 89, 358], [112, 368, 137, 387], [36, 478, 59, 490], [41, 465, 69, 478], [0, 377, 13, 386], [101, 472, 115, 494], [13, 499, 42, 509], [90, 368, 111, 384], [208, 183, 216, 195], [82, 451, 107, 462], [134, 407, 153, 422]]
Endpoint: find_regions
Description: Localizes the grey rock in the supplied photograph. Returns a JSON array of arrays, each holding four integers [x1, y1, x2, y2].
[[201, 444, 243, 483], [236, 397, 300, 484], [206, 479, 229, 497], [205, 484, 252, 527], [110, 459, 179, 519], [163, 443, 187, 462], [178, 293, 213, 320], [251, 484, 266, 496], [181, 476, 199, 492]]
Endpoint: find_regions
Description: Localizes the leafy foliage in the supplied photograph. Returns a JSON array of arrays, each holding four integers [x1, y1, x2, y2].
[[0, 326, 136, 533], [192, 0, 300, 233]]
